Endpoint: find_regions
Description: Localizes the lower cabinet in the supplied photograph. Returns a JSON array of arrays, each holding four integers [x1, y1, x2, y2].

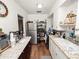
[[49, 38, 53, 58], [54, 45, 68, 59], [49, 38, 68, 59], [18, 42, 31, 59]]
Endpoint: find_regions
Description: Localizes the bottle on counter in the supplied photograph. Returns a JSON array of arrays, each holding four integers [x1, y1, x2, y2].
[[10, 32, 16, 47]]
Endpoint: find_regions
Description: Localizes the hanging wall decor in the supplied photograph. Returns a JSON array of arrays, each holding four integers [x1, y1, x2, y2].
[[0, 1, 8, 17], [64, 11, 76, 24]]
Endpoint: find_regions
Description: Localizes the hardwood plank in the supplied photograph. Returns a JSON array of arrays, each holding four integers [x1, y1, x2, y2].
[[30, 41, 51, 59]]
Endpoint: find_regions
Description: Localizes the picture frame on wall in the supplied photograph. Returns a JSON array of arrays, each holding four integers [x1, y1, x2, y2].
[[0, 1, 8, 17]]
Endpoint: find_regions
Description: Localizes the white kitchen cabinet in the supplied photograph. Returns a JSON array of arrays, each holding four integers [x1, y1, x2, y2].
[[49, 38, 53, 58], [49, 37, 68, 59], [55, 45, 68, 59], [49, 38, 51, 53]]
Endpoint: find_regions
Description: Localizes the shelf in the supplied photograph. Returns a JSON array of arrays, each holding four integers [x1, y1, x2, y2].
[[60, 24, 75, 27]]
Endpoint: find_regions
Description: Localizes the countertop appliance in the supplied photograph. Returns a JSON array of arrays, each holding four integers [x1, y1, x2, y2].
[[26, 21, 37, 44], [9, 31, 20, 43], [0, 34, 10, 53]]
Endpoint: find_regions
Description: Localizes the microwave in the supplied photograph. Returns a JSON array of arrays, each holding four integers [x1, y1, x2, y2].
[[0, 35, 10, 53]]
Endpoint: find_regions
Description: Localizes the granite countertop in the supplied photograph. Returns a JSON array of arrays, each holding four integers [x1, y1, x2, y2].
[[49, 35, 79, 59], [0, 36, 31, 59]]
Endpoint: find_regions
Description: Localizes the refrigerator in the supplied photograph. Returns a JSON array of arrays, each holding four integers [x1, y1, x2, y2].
[[26, 21, 37, 44]]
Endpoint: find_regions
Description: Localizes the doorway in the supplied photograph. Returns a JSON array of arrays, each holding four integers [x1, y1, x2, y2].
[[18, 15, 24, 38]]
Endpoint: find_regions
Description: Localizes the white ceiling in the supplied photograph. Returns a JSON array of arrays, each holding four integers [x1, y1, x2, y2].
[[62, 0, 78, 7], [16, 0, 55, 14]]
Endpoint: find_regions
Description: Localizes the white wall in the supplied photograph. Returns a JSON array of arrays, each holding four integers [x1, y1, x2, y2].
[[0, 0, 28, 35], [58, 1, 77, 30], [49, 0, 77, 30], [60, 1, 77, 22], [75, 0, 79, 35], [50, 0, 66, 15], [48, 14, 54, 27], [47, 17, 52, 31], [28, 14, 48, 21], [49, 0, 66, 30]]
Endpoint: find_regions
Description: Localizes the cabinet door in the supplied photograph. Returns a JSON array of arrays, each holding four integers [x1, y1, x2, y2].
[[49, 38, 51, 52], [49, 37, 68, 59], [49, 38, 56, 59], [55, 45, 68, 59], [49, 39, 53, 58], [51, 40, 58, 59], [50, 40, 53, 57]]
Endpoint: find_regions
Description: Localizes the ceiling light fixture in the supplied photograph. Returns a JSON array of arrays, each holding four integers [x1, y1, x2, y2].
[[38, 4, 42, 8]]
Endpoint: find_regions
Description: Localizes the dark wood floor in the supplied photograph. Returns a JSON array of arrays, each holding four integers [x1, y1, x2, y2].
[[30, 41, 51, 59]]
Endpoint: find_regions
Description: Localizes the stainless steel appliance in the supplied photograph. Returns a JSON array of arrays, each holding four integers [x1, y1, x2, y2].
[[0, 35, 10, 53], [9, 31, 21, 43], [26, 21, 37, 44]]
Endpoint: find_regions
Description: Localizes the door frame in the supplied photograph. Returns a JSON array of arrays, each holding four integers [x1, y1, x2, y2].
[[18, 15, 24, 37]]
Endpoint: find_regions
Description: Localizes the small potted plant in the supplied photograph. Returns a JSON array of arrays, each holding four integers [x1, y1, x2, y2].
[[0, 28, 4, 36], [0, 28, 2, 32]]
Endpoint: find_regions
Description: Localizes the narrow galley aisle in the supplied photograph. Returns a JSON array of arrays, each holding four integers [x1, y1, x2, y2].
[[30, 41, 51, 59]]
